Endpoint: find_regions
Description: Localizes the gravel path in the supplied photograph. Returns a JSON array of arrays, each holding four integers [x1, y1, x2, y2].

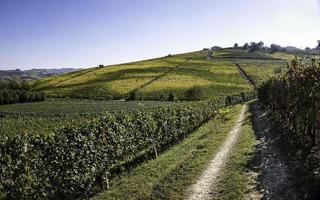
[[188, 104, 247, 200], [247, 102, 298, 200]]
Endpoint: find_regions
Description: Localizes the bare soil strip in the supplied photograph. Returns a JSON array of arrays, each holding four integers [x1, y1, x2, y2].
[[188, 104, 246, 200]]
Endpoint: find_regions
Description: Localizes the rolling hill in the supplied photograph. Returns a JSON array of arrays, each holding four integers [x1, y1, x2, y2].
[[32, 49, 287, 100]]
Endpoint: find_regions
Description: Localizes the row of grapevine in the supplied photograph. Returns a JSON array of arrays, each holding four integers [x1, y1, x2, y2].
[[258, 58, 320, 196], [0, 92, 255, 199]]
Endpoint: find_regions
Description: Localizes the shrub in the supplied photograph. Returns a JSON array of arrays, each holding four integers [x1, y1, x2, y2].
[[167, 93, 177, 101], [273, 66, 282, 74], [126, 90, 137, 101], [0, 89, 45, 105], [184, 86, 202, 101]]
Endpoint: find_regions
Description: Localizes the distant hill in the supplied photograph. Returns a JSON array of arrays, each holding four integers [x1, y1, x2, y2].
[[0, 68, 82, 81]]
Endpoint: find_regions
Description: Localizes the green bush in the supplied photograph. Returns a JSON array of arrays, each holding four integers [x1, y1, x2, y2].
[[167, 93, 177, 101], [184, 86, 203, 101], [0, 89, 45, 105], [0, 91, 255, 199], [126, 90, 137, 101]]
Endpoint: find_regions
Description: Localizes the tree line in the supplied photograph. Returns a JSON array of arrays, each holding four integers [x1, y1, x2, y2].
[[0, 78, 45, 105], [233, 40, 320, 53]]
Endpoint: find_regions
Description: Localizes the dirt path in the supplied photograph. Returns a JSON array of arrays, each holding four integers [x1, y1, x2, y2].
[[188, 104, 247, 200], [247, 102, 298, 200]]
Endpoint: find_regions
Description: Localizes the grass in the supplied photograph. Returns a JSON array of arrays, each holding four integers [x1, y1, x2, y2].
[[93, 104, 243, 200], [32, 50, 252, 100], [213, 102, 256, 200]]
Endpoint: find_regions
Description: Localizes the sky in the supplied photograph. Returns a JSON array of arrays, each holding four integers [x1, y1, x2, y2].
[[0, 0, 319, 70]]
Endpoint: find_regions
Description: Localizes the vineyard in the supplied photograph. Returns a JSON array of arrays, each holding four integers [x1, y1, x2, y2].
[[0, 98, 175, 116], [235, 59, 287, 84], [0, 99, 177, 137], [137, 59, 251, 100], [211, 48, 276, 59], [2, 0, 320, 198], [0, 92, 255, 199], [1, 46, 319, 199]]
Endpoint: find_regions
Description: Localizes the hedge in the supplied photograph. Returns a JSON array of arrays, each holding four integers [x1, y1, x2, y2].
[[258, 58, 320, 198], [0, 91, 255, 199], [0, 89, 45, 105]]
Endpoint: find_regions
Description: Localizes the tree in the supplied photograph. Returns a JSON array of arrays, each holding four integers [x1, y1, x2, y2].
[[234, 43, 238, 48], [270, 44, 284, 53], [249, 42, 260, 52], [305, 47, 311, 53], [243, 43, 249, 50], [257, 41, 264, 48]]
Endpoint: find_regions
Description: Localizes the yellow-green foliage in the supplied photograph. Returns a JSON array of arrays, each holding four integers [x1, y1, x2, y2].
[[33, 51, 252, 100], [269, 52, 297, 60], [236, 59, 287, 84], [34, 56, 185, 99], [139, 59, 251, 100], [212, 49, 273, 59]]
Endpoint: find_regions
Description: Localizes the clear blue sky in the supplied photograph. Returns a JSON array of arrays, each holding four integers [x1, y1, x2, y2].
[[1, 0, 319, 70]]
